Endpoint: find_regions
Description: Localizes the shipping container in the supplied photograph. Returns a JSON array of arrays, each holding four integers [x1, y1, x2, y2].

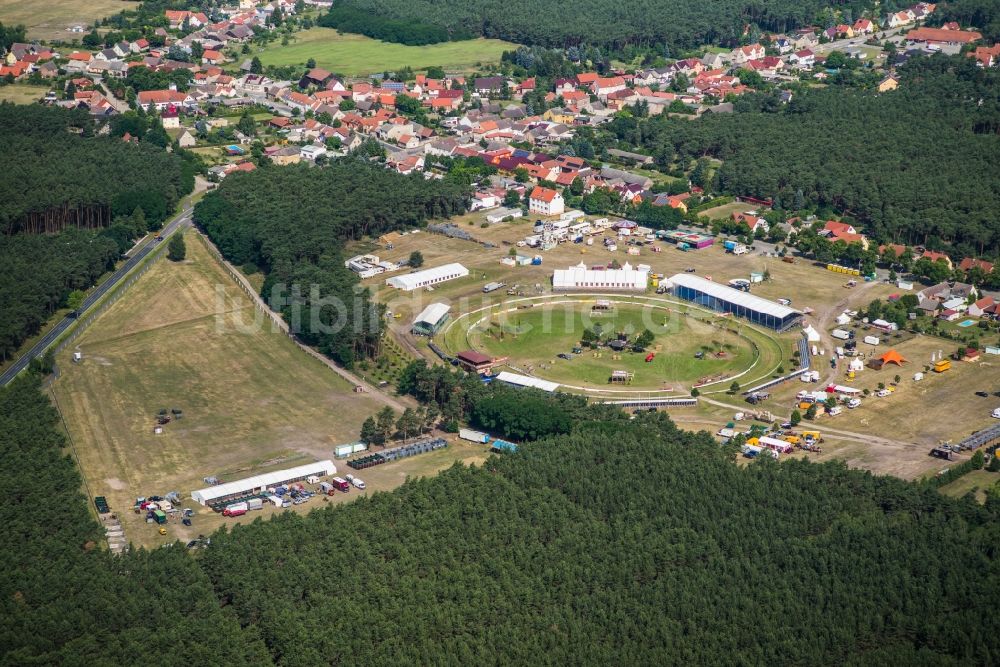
[[831, 329, 851, 340], [863, 335, 880, 346], [153, 510, 167, 524], [247, 498, 263, 511]]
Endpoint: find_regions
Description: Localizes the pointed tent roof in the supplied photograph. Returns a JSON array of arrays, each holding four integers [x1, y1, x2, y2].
[[879, 349, 908, 365]]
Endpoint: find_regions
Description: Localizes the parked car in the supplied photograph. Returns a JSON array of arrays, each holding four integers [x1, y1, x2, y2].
[[975, 391, 989, 397], [557, 353, 572, 360]]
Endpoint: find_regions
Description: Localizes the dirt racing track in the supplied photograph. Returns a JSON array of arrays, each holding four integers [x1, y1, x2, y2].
[[436, 293, 790, 400]]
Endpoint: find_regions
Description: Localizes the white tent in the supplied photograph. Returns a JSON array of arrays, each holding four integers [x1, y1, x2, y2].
[[191, 460, 336, 505], [849, 357, 864, 372], [494, 371, 559, 393], [386, 263, 469, 291], [836, 312, 852, 325], [552, 261, 648, 292], [802, 324, 821, 342]]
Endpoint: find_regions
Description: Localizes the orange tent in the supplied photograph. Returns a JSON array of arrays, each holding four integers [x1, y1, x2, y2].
[[879, 349, 908, 366]]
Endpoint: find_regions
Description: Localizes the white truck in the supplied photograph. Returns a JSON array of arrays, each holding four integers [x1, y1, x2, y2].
[[831, 329, 851, 340]]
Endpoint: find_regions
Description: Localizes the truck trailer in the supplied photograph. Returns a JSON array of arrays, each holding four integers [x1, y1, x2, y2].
[[459, 428, 490, 444], [223, 502, 247, 517]]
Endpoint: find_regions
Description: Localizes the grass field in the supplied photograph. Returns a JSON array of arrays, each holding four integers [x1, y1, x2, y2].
[[0, 0, 138, 41], [0, 84, 48, 105], [938, 469, 999, 503], [50, 230, 393, 545], [256, 27, 515, 75], [466, 302, 755, 390]]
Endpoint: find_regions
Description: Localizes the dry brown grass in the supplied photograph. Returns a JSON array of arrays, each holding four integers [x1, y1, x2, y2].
[[52, 230, 389, 546]]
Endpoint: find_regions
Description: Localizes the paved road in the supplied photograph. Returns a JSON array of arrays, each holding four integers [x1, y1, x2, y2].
[[0, 206, 193, 387]]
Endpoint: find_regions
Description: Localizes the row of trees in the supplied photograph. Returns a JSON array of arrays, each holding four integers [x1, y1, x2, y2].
[[193, 161, 468, 366], [606, 55, 1000, 259], [333, 0, 872, 49]]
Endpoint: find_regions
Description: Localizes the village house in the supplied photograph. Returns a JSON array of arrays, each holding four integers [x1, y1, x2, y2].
[[730, 44, 765, 65], [529, 186, 565, 216], [921, 249, 953, 269], [788, 49, 816, 68], [733, 211, 768, 234], [474, 76, 505, 96], [878, 75, 900, 92], [958, 257, 994, 276], [165, 10, 209, 29], [822, 220, 868, 248], [970, 44, 1000, 67], [969, 296, 996, 318]]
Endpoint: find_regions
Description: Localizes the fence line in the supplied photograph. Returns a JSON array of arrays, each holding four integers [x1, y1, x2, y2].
[[191, 231, 406, 411]]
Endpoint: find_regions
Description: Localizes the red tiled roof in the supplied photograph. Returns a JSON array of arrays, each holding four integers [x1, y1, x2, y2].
[[530, 186, 559, 203]]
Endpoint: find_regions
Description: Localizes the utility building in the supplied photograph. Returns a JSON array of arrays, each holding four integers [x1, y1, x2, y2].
[[669, 273, 802, 331]]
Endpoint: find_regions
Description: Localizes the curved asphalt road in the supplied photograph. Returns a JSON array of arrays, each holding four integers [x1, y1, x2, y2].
[[0, 206, 193, 386]]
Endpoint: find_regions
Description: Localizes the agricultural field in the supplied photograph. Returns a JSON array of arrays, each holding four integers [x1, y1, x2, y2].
[[0, 0, 137, 41], [256, 27, 516, 75], [50, 230, 395, 545], [0, 84, 48, 105]]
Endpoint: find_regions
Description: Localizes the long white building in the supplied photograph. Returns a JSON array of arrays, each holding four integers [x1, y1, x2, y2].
[[552, 261, 649, 292], [386, 263, 469, 291], [190, 460, 336, 506]]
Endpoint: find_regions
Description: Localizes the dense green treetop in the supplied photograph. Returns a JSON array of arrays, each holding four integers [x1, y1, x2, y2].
[[607, 56, 1000, 256]]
